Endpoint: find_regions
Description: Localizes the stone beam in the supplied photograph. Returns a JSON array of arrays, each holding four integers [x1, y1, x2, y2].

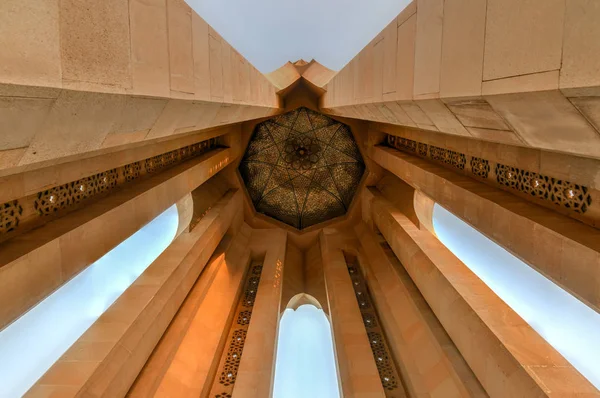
[[319, 229, 386, 398], [355, 222, 486, 397], [129, 224, 252, 396], [321, 0, 600, 160], [232, 228, 288, 397], [25, 188, 244, 397], [371, 145, 600, 314], [0, 0, 280, 171], [0, 148, 232, 331], [364, 187, 599, 397]]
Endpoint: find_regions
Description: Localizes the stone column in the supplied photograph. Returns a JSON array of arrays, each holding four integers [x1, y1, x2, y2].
[[232, 228, 287, 398], [355, 222, 485, 397], [364, 186, 598, 397], [371, 145, 600, 313], [26, 189, 244, 397], [128, 224, 252, 397], [319, 229, 385, 398]]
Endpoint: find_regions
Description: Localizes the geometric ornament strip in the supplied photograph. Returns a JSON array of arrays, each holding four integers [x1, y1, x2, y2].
[[387, 134, 593, 215], [210, 262, 263, 398], [345, 257, 404, 396], [0, 138, 218, 241], [239, 107, 365, 230]]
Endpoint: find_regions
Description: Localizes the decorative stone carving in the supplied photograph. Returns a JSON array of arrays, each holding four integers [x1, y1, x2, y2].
[[2, 138, 218, 239], [211, 262, 263, 396], [346, 260, 402, 395], [386, 134, 593, 215], [0, 200, 23, 235], [239, 107, 365, 230]]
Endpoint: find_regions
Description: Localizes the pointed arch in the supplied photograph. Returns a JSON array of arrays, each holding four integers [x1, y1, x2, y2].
[[273, 295, 341, 398]]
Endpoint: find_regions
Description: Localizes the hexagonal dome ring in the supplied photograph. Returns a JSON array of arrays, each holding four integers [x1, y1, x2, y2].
[[239, 107, 365, 230]]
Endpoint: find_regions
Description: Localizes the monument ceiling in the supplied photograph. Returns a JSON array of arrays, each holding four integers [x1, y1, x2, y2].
[[239, 107, 365, 230]]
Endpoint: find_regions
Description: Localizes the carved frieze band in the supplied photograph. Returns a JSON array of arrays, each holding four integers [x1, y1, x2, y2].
[[346, 258, 402, 395], [386, 135, 593, 214], [211, 262, 263, 398], [0, 138, 218, 238]]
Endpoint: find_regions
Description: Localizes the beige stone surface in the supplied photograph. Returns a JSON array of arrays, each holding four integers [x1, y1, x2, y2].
[[0, 149, 233, 331], [131, 225, 251, 397], [129, 0, 170, 97], [167, 0, 194, 95], [465, 127, 524, 146], [439, 0, 486, 98], [233, 228, 287, 398], [320, 230, 386, 398], [0, 0, 61, 88], [417, 100, 469, 136], [371, 146, 600, 313], [0, 96, 55, 150], [560, 0, 600, 89], [112, 96, 168, 136], [482, 70, 559, 96], [568, 96, 600, 137], [401, 102, 436, 130], [192, 13, 212, 101], [445, 98, 510, 131], [365, 187, 599, 397], [0, 126, 231, 204], [486, 91, 600, 157], [394, 14, 416, 101], [144, 99, 194, 139], [0, 148, 27, 170], [26, 189, 242, 397], [483, 0, 564, 81], [19, 90, 126, 166], [355, 223, 485, 397], [60, 0, 131, 91], [381, 20, 398, 98], [413, 0, 443, 97], [222, 41, 234, 103], [209, 34, 224, 100]]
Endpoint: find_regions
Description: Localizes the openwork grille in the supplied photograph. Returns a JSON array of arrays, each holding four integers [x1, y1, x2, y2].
[[0, 138, 219, 240], [346, 259, 402, 396], [496, 164, 592, 213], [0, 201, 23, 235], [239, 107, 365, 229], [210, 262, 263, 397], [386, 134, 593, 215]]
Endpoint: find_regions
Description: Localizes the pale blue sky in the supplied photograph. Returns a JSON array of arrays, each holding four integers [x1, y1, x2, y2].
[[0, 205, 178, 398], [433, 204, 600, 389], [274, 305, 340, 398], [187, 0, 412, 72]]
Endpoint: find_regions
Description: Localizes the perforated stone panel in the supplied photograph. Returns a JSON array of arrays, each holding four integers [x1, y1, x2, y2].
[[239, 107, 365, 229]]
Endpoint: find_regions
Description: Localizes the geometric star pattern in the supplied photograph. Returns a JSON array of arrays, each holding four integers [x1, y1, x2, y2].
[[239, 107, 365, 230]]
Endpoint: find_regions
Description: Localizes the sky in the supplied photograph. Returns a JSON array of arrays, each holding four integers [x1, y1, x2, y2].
[[187, 0, 412, 73], [433, 204, 600, 390], [0, 205, 178, 398], [273, 305, 340, 398]]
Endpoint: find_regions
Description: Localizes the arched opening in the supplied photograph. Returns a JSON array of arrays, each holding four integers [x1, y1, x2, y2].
[[0, 204, 180, 397], [432, 203, 600, 389], [273, 295, 340, 398]]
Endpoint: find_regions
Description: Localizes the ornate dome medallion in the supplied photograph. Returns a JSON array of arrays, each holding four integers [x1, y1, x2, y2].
[[239, 107, 365, 229]]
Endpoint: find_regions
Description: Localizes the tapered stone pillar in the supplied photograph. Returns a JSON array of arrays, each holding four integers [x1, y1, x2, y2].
[[319, 229, 385, 398], [364, 186, 599, 397], [355, 222, 485, 397], [26, 189, 244, 397], [370, 145, 600, 313], [231, 228, 287, 398], [128, 224, 252, 396]]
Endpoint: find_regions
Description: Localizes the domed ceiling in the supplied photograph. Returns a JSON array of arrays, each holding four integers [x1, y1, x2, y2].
[[239, 107, 365, 230]]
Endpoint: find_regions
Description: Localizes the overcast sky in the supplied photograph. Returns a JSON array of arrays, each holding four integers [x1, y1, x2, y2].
[[433, 204, 600, 390], [187, 0, 411, 73]]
